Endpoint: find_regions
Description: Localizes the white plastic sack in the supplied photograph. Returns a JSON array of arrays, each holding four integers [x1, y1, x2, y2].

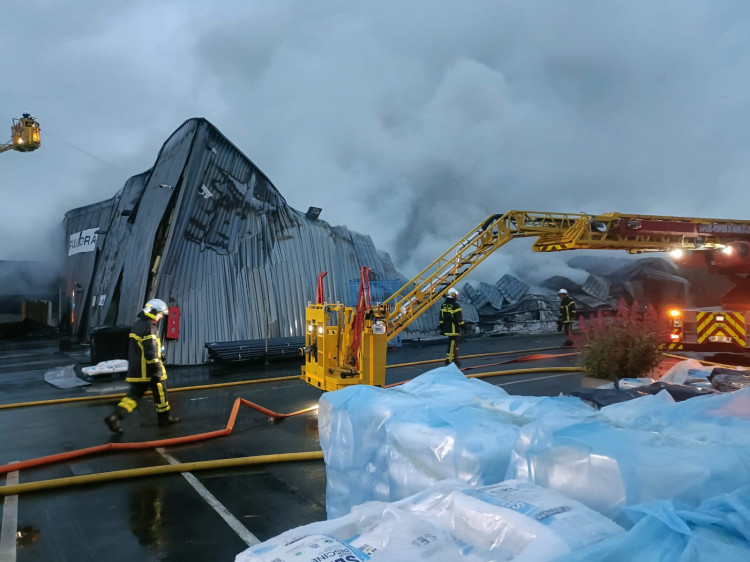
[[81, 359, 129, 376], [234, 480, 624, 562], [659, 359, 714, 385]]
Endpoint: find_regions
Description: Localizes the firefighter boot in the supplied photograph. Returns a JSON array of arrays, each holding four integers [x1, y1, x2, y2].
[[158, 412, 181, 426], [104, 413, 123, 435]]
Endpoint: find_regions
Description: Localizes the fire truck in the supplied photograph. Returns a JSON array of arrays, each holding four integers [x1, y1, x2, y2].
[[301, 211, 750, 391], [666, 241, 750, 352]]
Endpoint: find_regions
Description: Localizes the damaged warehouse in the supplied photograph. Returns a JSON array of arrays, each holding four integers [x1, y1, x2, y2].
[[62, 118, 448, 366], [61, 118, 698, 367]]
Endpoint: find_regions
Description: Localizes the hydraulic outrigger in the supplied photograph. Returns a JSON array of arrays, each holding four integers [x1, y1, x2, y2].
[[302, 211, 750, 391]]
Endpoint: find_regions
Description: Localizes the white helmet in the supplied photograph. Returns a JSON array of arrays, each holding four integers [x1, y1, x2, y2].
[[558, 289, 568, 295], [143, 298, 169, 317], [446, 288, 459, 299]]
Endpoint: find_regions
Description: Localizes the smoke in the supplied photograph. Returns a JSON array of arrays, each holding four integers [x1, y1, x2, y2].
[[0, 259, 64, 295], [4, 0, 750, 283]]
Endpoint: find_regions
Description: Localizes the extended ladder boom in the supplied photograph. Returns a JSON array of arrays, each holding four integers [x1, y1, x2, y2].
[[302, 209, 750, 391], [382, 211, 750, 340]]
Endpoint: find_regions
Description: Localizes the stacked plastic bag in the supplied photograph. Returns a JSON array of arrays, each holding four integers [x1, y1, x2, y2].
[[511, 388, 750, 524], [320, 364, 750, 524], [319, 365, 594, 518], [235, 479, 625, 562], [237, 363, 750, 560], [557, 483, 750, 561]]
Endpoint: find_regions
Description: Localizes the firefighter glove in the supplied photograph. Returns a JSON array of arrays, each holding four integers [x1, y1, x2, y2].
[[557, 321, 563, 332]]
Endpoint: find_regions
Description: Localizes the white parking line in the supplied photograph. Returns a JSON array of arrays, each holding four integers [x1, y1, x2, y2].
[[155, 448, 260, 547], [0, 470, 19, 562]]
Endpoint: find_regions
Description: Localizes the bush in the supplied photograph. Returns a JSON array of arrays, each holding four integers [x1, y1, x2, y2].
[[575, 300, 669, 382]]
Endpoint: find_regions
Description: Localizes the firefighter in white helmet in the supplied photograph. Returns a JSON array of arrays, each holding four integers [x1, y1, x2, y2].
[[439, 288, 464, 366], [104, 298, 180, 434], [557, 289, 577, 346]]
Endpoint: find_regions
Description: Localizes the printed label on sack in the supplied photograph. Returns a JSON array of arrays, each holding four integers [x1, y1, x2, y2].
[[251, 534, 369, 562]]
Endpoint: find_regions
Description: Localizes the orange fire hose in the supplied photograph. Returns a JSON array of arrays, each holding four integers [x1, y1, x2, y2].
[[0, 397, 318, 476]]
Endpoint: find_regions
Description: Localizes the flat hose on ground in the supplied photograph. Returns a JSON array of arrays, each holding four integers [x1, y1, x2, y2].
[[0, 451, 324, 497], [0, 397, 318, 476]]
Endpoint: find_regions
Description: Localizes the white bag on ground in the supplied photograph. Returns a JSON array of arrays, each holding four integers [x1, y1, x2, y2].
[[44, 364, 90, 388], [234, 479, 624, 562], [81, 359, 129, 377]]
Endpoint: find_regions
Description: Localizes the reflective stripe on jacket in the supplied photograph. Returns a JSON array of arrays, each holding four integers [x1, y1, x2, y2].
[[126, 314, 167, 382], [559, 298, 577, 324], [440, 300, 464, 336]]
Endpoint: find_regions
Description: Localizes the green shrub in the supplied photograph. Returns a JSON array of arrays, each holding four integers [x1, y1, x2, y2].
[[575, 300, 669, 382]]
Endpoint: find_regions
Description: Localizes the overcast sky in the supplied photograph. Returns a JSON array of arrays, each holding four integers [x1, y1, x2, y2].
[[3, 1, 750, 286]]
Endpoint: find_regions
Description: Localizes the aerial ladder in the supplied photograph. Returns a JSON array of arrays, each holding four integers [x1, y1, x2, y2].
[[0, 113, 41, 154], [302, 211, 750, 391]]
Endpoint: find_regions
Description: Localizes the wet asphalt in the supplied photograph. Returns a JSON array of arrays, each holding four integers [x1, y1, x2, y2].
[[0, 333, 585, 561]]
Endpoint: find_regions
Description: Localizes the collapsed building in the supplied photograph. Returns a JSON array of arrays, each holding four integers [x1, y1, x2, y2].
[[62, 118, 451, 365], [61, 119, 704, 366], [462, 255, 691, 336]]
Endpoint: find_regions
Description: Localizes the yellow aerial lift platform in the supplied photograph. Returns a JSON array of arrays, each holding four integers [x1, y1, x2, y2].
[[1, 113, 41, 154], [302, 211, 750, 391]]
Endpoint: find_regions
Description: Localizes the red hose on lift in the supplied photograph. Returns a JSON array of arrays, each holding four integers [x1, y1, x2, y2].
[[0, 398, 318, 476]]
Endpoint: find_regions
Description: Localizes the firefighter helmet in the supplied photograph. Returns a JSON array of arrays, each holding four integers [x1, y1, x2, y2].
[[446, 288, 459, 299], [558, 289, 568, 295], [143, 298, 169, 318]]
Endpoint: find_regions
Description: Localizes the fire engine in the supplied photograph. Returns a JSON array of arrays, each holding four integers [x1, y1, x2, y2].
[[666, 240, 750, 352], [301, 211, 750, 391]]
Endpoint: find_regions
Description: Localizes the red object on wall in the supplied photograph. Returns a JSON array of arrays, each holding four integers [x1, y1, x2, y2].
[[166, 307, 181, 339]]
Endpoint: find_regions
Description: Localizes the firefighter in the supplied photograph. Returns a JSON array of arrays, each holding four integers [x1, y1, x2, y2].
[[104, 298, 180, 434], [557, 289, 577, 346], [439, 288, 464, 366]]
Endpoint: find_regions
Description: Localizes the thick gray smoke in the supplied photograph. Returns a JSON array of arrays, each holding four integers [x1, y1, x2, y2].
[[3, 1, 750, 285]]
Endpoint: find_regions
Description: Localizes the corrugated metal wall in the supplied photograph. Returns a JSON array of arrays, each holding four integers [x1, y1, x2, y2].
[[63, 118, 441, 365], [63, 199, 116, 337]]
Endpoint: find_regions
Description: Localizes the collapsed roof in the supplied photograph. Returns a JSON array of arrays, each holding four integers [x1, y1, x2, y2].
[[62, 118, 440, 365], [463, 255, 690, 335]]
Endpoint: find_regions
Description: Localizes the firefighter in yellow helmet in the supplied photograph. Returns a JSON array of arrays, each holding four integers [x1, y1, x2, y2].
[[439, 288, 465, 366], [557, 289, 577, 346], [104, 299, 180, 434]]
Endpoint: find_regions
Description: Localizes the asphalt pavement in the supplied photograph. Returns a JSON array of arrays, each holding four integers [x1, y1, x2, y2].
[[0, 333, 589, 562]]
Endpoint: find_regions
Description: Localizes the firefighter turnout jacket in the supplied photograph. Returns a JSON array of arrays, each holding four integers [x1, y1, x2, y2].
[[559, 296, 577, 325], [440, 299, 464, 336], [126, 313, 167, 383]]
